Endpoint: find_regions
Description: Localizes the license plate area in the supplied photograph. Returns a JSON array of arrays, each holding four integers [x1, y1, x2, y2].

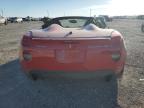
[[56, 49, 85, 63]]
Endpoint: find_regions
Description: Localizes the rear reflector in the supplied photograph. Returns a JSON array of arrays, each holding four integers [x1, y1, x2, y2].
[[23, 53, 32, 61], [112, 53, 121, 61]]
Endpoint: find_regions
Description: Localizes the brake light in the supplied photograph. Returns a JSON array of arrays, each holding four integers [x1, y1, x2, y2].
[[111, 52, 121, 61], [111, 31, 125, 49], [22, 31, 32, 46], [23, 51, 32, 61], [111, 31, 127, 62]]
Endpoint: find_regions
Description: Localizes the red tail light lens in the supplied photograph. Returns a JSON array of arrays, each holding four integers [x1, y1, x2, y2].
[[111, 52, 121, 61], [23, 51, 32, 61], [22, 31, 32, 46], [21, 31, 33, 61], [111, 31, 126, 51]]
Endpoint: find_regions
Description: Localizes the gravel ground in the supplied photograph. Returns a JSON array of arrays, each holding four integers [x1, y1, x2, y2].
[[0, 20, 144, 108]]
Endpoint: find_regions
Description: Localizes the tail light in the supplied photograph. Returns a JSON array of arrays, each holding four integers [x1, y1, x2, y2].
[[111, 52, 121, 61], [23, 51, 32, 61], [111, 31, 126, 50], [111, 31, 123, 61], [21, 31, 33, 61], [22, 31, 33, 46]]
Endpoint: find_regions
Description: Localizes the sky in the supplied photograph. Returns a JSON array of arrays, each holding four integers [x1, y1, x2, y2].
[[0, 0, 144, 17]]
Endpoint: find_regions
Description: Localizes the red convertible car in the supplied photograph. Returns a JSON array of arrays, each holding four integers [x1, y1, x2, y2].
[[20, 16, 126, 80]]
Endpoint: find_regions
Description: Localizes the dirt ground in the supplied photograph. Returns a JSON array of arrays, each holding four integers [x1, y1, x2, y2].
[[0, 20, 144, 108]]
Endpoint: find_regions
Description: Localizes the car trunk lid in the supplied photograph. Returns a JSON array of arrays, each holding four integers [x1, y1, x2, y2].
[[26, 24, 114, 64], [31, 24, 113, 39]]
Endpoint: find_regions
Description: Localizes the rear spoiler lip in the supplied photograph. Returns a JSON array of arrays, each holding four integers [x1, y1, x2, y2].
[[32, 36, 112, 40]]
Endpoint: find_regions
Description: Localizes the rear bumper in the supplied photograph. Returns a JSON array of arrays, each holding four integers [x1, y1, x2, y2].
[[20, 58, 125, 76], [20, 45, 126, 75]]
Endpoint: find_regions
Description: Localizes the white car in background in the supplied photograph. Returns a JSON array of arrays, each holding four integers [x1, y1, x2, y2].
[[0, 16, 8, 25], [10, 17, 23, 23], [14, 17, 23, 23]]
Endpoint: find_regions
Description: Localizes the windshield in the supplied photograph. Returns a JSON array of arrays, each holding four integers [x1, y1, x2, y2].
[[42, 17, 107, 29]]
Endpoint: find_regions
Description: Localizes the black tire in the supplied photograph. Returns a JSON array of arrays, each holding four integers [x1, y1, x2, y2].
[[30, 73, 38, 81], [117, 67, 124, 82], [117, 71, 123, 79], [25, 72, 38, 81], [105, 74, 113, 82], [4, 21, 8, 25]]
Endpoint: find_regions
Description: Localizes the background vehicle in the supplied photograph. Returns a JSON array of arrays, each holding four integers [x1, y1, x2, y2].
[[99, 15, 113, 22], [0, 16, 8, 25], [20, 16, 126, 81], [9, 17, 23, 23], [22, 16, 33, 22]]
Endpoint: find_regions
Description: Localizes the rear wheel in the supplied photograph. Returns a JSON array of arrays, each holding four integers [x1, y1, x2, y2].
[[30, 73, 39, 81], [4, 21, 8, 25], [25, 72, 39, 81], [105, 74, 113, 82], [117, 67, 124, 82]]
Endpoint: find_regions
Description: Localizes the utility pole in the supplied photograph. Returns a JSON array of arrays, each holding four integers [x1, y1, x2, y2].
[[90, 9, 92, 17], [47, 10, 49, 17], [1, 9, 3, 17], [64, 12, 65, 16]]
